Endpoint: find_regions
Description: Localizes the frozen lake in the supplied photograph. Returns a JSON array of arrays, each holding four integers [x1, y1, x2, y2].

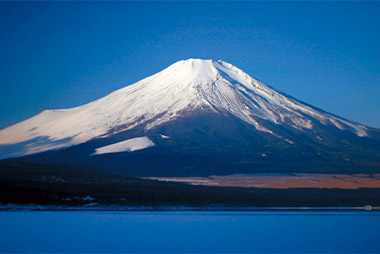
[[1, 211, 379, 253]]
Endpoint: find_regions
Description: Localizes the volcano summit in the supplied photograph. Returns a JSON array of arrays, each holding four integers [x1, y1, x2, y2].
[[0, 59, 379, 176]]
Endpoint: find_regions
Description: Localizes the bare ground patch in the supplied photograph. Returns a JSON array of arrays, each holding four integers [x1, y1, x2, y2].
[[145, 174, 380, 189]]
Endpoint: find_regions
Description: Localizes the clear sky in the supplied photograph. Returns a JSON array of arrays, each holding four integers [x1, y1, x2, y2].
[[0, 1, 379, 129]]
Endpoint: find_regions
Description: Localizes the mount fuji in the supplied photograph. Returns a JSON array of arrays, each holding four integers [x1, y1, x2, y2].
[[1, 59, 379, 176]]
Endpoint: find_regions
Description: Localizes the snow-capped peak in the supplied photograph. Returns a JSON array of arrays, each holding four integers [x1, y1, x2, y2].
[[0, 59, 369, 158]]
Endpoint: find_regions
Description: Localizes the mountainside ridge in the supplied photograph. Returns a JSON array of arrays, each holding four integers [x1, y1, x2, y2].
[[0, 58, 375, 160]]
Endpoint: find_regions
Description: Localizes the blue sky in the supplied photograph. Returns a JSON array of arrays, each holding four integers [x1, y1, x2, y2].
[[0, 1, 379, 129]]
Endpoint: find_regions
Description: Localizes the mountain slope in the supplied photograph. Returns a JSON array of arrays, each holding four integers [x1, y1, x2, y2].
[[0, 59, 371, 158], [0, 59, 379, 176]]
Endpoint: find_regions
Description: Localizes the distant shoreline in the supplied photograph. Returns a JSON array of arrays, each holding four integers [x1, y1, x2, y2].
[[2, 161, 380, 209], [145, 173, 380, 189], [1, 204, 379, 212]]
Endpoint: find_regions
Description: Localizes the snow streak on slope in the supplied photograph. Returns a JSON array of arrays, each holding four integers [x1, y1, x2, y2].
[[91, 137, 154, 156], [0, 59, 368, 158]]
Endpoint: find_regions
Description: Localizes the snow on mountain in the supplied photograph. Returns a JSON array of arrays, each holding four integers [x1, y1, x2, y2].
[[91, 136, 154, 156], [0, 59, 369, 159]]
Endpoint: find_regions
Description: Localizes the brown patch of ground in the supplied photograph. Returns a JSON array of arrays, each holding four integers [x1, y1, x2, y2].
[[145, 174, 380, 189]]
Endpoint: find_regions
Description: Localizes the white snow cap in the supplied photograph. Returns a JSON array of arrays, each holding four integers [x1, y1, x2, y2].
[[0, 58, 368, 158]]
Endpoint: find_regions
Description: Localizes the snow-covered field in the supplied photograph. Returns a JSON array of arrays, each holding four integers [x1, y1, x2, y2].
[[91, 137, 154, 155]]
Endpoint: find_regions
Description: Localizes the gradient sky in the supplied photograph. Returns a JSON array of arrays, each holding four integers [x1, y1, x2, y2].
[[0, 1, 379, 129]]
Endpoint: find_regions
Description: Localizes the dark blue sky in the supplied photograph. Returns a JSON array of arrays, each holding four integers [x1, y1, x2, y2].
[[0, 1, 379, 129]]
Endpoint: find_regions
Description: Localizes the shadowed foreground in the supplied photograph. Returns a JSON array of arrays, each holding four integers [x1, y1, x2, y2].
[[1, 160, 380, 208]]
